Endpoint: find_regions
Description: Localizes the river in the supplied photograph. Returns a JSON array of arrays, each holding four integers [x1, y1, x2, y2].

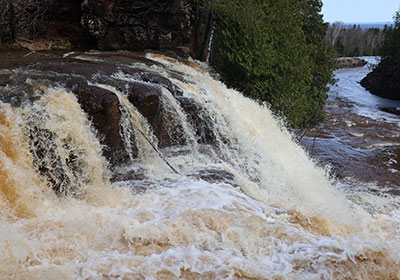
[[300, 57, 400, 194], [0, 52, 400, 279]]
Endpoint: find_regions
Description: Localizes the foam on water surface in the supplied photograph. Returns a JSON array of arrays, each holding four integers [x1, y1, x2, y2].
[[0, 53, 399, 279]]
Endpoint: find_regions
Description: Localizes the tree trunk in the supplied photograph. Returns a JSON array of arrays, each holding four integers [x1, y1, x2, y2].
[[200, 13, 213, 62], [190, 7, 202, 59], [0, 0, 3, 45], [8, 0, 15, 42], [171, 0, 181, 14]]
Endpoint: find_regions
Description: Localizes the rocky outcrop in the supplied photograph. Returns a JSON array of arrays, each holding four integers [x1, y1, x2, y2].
[[361, 59, 400, 101], [80, 0, 194, 52], [2, 0, 196, 53], [0, 51, 198, 169], [336, 57, 367, 69]]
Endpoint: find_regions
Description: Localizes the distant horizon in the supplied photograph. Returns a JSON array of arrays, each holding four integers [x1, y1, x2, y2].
[[328, 21, 394, 29], [329, 21, 393, 24], [329, 21, 394, 29]]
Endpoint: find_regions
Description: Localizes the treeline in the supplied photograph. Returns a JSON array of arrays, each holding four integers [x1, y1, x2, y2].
[[325, 22, 387, 57], [195, 0, 334, 128], [361, 11, 400, 100]]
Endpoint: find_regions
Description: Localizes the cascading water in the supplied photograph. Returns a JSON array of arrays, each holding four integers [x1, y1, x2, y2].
[[0, 51, 399, 279]]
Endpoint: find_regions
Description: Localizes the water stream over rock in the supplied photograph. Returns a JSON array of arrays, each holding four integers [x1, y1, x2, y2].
[[0, 52, 400, 279]]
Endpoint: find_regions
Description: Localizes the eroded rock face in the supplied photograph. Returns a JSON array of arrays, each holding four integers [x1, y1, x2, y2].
[[81, 0, 193, 52], [126, 80, 186, 148], [176, 96, 216, 144], [0, 50, 226, 196], [66, 77, 134, 166], [0, 51, 199, 169]]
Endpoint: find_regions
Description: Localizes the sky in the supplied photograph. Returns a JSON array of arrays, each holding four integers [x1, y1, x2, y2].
[[322, 0, 400, 23]]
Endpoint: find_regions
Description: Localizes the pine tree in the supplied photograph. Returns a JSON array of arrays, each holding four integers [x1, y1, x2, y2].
[[361, 10, 400, 100], [205, 0, 334, 128]]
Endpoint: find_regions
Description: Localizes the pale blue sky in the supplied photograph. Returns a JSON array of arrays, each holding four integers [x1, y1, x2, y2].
[[322, 0, 400, 23]]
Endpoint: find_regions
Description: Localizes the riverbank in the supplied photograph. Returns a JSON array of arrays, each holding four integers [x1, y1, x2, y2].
[[300, 57, 400, 193], [336, 57, 368, 68]]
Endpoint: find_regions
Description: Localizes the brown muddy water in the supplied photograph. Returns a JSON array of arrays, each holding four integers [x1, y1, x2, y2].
[[1, 52, 400, 279]]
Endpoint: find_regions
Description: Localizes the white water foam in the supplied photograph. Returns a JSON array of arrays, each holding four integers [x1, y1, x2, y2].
[[0, 53, 399, 279]]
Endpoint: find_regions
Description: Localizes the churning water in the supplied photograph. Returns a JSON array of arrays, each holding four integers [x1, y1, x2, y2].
[[0, 52, 399, 279]]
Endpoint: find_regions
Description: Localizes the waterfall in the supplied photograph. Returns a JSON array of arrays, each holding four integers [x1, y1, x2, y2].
[[0, 51, 399, 279]]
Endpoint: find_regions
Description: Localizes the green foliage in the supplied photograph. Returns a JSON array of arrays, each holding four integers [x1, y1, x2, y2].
[[381, 12, 400, 62], [365, 9, 400, 99], [206, 0, 334, 128]]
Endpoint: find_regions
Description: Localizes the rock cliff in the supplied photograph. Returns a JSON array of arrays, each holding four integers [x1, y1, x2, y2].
[[81, 0, 194, 52], [0, 0, 196, 53], [0, 51, 214, 181]]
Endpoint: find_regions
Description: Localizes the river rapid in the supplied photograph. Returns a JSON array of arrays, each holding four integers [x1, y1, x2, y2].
[[1, 52, 400, 279], [300, 57, 400, 194]]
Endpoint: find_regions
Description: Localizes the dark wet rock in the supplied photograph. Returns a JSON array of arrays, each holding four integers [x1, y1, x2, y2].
[[126, 80, 186, 147], [361, 59, 400, 100], [139, 72, 183, 96], [336, 57, 367, 68], [0, 72, 12, 87], [66, 78, 136, 166], [138, 72, 174, 91], [34, 61, 117, 78], [0, 50, 228, 195], [81, 0, 194, 52], [110, 169, 145, 183], [120, 68, 184, 96], [379, 106, 400, 116], [176, 96, 216, 144], [82, 51, 162, 66], [0, 74, 46, 106], [91, 75, 128, 93], [26, 119, 81, 197], [192, 168, 238, 187], [0, 51, 194, 165]]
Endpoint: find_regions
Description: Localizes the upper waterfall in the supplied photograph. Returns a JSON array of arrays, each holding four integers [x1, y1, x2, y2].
[[0, 51, 399, 279]]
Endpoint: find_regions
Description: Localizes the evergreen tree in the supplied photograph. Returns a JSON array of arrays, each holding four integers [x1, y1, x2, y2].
[[361, 10, 400, 100], [205, 0, 334, 128], [299, 0, 335, 125], [381, 11, 400, 62]]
